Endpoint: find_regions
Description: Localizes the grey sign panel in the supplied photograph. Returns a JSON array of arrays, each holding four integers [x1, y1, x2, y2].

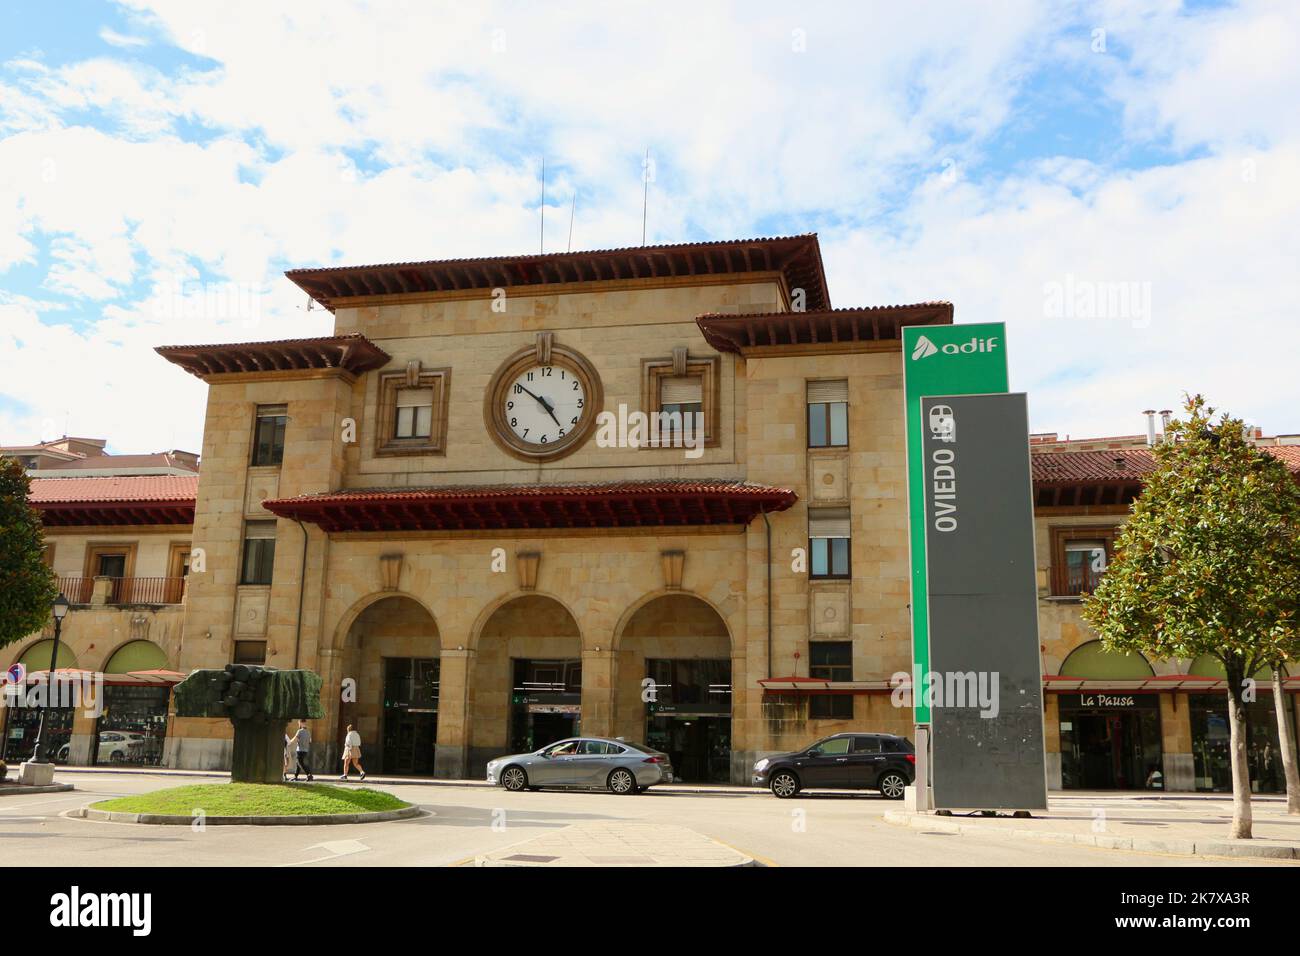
[[921, 393, 1047, 810]]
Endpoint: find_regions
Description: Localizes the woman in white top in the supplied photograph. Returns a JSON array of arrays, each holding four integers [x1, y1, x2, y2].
[[340, 724, 365, 781], [282, 732, 295, 782]]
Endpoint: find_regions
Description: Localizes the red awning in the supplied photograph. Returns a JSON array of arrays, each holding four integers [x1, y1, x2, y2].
[[263, 479, 797, 532]]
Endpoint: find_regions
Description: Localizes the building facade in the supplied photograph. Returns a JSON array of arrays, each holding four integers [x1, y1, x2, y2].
[[5, 234, 1298, 790]]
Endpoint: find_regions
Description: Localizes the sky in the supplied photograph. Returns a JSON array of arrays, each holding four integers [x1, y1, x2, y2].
[[1, 0, 1297, 453]]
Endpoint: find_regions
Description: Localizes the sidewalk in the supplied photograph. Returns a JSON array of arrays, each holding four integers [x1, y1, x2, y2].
[[885, 793, 1300, 861], [471, 821, 755, 867]]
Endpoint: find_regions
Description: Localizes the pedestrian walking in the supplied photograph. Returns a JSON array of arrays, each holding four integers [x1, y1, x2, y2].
[[339, 724, 366, 781], [290, 719, 313, 781]]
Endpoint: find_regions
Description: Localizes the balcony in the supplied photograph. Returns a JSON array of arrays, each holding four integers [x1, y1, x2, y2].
[[56, 576, 187, 607]]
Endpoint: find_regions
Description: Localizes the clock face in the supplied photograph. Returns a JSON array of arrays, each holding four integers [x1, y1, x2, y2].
[[503, 364, 587, 447], [486, 344, 603, 462]]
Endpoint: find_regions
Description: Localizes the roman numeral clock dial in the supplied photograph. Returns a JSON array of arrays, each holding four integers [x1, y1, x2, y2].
[[486, 343, 603, 462]]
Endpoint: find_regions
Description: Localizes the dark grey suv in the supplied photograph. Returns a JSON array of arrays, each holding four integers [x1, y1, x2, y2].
[[752, 732, 915, 799]]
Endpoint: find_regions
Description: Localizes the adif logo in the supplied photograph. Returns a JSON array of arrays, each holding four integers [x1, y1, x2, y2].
[[50, 886, 151, 936], [911, 336, 938, 360], [911, 335, 1000, 360]]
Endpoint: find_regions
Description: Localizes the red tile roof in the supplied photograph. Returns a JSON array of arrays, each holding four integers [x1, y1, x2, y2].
[[1031, 445, 1300, 483], [29, 476, 198, 526], [696, 303, 953, 354], [263, 479, 797, 532], [156, 334, 391, 380], [283, 235, 831, 313]]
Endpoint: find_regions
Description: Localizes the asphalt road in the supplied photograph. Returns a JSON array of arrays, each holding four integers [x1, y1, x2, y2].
[[2, 771, 1288, 867]]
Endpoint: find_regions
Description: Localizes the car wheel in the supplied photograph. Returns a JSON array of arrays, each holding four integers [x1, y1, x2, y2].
[[607, 768, 637, 795], [501, 766, 529, 792], [878, 771, 907, 800], [769, 771, 800, 798], [110, 750, 125, 763]]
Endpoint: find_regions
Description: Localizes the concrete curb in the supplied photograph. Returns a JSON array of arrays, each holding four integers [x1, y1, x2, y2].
[[0, 783, 75, 796], [882, 810, 1300, 861], [67, 804, 422, 826]]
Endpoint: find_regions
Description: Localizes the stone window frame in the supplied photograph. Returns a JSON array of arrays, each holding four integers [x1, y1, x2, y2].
[[1050, 525, 1118, 597], [640, 347, 721, 449], [375, 362, 452, 457]]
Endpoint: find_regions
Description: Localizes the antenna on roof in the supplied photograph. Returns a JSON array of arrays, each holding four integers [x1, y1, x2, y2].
[[539, 156, 546, 255], [641, 147, 650, 245], [567, 191, 577, 253]]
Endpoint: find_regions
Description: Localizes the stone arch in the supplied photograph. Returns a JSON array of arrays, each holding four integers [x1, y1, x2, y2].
[[13, 637, 79, 672], [1059, 640, 1154, 679], [612, 592, 733, 782], [331, 590, 440, 654], [466, 593, 583, 775], [337, 593, 441, 775]]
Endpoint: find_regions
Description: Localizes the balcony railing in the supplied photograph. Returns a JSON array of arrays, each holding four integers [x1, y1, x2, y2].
[[56, 576, 186, 607]]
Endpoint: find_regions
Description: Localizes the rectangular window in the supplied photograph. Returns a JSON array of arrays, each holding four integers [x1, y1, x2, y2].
[[809, 641, 854, 719], [251, 404, 287, 466], [642, 353, 720, 449], [393, 387, 434, 439], [658, 375, 703, 446], [809, 507, 851, 579], [240, 520, 277, 586], [376, 367, 450, 456], [1051, 527, 1118, 596], [233, 641, 267, 665], [807, 380, 849, 448]]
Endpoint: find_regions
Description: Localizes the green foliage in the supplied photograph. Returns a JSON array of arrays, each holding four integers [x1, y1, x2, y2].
[[1082, 395, 1300, 683], [0, 456, 58, 649], [91, 783, 408, 816]]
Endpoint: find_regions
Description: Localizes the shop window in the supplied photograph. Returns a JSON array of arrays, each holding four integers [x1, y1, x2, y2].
[[251, 404, 287, 467], [233, 640, 266, 665], [809, 507, 851, 579], [810, 641, 853, 719], [376, 364, 450, 456], [807, 380, 849, 448], [1050, 526, 1118, 596], [239, 521, 277, 585], [642, 350, 720, 448]]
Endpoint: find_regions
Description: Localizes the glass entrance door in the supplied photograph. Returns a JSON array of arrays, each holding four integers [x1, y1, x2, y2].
[[1058, 694, 1162, 789], [381, 657, 439, 775]]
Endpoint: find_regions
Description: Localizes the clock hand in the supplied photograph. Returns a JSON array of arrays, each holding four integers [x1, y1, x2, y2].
[[519, 385, 564, 429]]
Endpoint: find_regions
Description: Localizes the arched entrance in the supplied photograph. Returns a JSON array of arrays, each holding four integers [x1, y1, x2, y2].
[[469, 594, 581, 777], [340, 595, 441, 775], [97, 640, 170, 767], [615, 593, 732, 783], [1056, 641, 1160, 790]]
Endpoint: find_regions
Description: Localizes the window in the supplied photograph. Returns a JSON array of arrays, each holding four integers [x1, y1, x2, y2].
[[376, 365, 450, 456], [1050, 526, 1118, 596], [240, 520, 277, 585], [852, 735, 881, 753], [233, 641, 266, 665], [811, 735, 851, 754], [393, 387, 434, 439], [810, 641, 854, 719], [807, 380, 849, 447], [809, 507, 851, 579], [658, 375, 704, 446], [251, 404, 287, 466], [642, 351, 721, 448]]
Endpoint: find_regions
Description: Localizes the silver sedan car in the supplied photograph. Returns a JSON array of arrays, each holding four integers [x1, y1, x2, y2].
[[487, 737, 674, 794]]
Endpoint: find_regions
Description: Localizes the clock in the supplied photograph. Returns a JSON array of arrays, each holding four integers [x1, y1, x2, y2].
[[485, 340, 603, 462]]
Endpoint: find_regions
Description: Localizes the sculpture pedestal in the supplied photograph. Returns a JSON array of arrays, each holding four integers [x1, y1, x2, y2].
[[19, 760, 56, 787], [231, 719, 289, 784]]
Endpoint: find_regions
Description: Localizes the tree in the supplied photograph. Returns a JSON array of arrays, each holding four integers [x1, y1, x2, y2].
[[0, 456, 58, 650], [1082, 396, 1300, 838]]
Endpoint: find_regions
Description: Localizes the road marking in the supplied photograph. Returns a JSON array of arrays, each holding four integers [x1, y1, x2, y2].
[[279, 839, 371, 867], [0, 795, 99, 815]]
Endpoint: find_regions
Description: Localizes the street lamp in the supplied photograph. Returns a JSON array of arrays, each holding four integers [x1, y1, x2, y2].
[[29, 593, 70, 765]]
